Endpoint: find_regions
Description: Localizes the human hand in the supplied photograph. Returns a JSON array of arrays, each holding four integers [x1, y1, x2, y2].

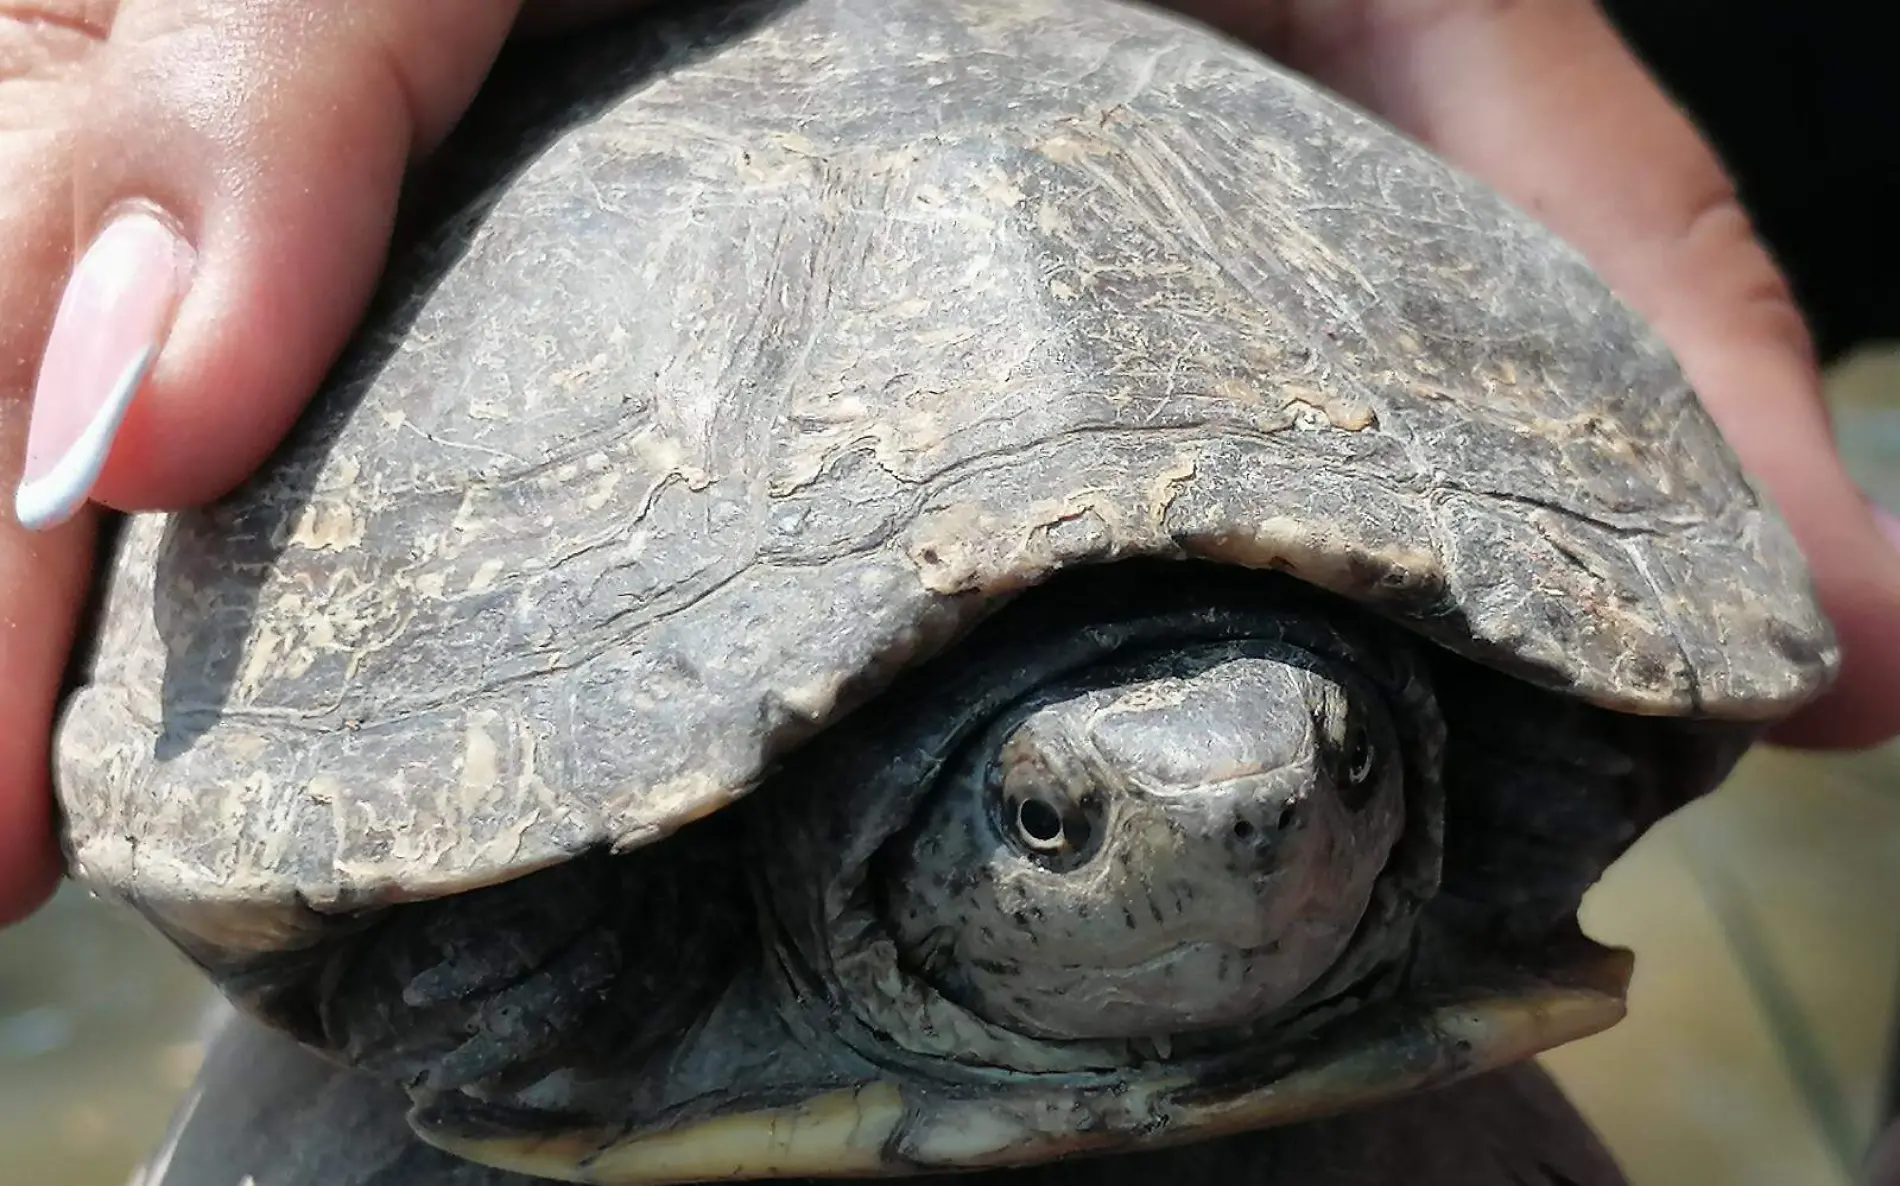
[[3, 0, 1893, 928], [1210, 0, 1900, 756]]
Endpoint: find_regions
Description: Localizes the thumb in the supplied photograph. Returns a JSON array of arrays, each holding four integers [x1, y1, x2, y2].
[[16, 0, 530, 527]]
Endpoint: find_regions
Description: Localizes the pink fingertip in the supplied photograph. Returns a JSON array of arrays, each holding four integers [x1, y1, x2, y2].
[[14, 209, 193, 531]]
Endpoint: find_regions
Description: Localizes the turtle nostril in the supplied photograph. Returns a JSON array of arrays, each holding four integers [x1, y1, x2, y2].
[[1227, 806, 1289, 867]]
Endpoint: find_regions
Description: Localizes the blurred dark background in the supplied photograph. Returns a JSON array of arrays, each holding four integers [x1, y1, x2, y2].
[[1603, 0, 1900, 359]]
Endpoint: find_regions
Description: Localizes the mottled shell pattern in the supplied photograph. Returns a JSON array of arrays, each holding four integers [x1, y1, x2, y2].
[[56, 0, 1834, 948]]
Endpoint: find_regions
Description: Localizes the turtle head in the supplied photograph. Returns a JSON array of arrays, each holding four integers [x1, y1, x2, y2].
[[883, 641, 1410, 1041]]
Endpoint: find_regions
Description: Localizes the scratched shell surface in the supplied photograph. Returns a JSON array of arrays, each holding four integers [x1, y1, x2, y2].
[[56, 0, 1834, 918]]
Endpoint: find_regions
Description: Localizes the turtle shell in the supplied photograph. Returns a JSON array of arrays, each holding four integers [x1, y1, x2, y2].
[[55, 0, 1834, 952]]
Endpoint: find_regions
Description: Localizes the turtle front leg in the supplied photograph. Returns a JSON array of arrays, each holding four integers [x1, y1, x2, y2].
[[314, 841, 750, 1099]]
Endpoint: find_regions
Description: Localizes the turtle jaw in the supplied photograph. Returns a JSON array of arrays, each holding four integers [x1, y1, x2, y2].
[[408, 943, 1631, 1184]]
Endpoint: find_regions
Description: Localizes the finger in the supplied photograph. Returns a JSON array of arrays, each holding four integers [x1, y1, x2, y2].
[[14, 0, 539, 531], [1252, 0, 1900, 748], [2, 0, 527, 919]]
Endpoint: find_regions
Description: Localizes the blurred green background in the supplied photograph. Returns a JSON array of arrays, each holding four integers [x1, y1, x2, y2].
[[3, 350, 1898, 1186]]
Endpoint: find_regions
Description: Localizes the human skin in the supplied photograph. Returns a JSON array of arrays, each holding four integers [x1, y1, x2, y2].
[[3, 0, 1897, 929]]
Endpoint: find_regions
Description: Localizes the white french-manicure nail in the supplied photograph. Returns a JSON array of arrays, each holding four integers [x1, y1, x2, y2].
[[14, 209, 193, 531]]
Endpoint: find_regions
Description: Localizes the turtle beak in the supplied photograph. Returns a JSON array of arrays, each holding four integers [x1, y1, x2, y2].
[[410, 943, 1631, 1184]]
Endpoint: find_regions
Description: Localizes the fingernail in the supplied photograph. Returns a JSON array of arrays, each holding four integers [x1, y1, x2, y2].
[[14, 209, 193, 531]]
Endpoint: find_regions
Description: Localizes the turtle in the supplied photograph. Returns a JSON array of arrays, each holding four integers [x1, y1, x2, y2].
[[55, 0, 1836, 1184]]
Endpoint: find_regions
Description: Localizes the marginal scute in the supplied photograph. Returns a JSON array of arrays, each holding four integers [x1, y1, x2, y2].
[[56, 0, 1834, 924]]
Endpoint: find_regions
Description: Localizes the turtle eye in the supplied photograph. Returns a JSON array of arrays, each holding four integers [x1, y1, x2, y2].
[[988, 736, 1103, 867], [1003, 787, 1097, 862], [1343, 718, 1376, 784], [1316, 697, 1383, 808], [1012, 793, 1074, 853]]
